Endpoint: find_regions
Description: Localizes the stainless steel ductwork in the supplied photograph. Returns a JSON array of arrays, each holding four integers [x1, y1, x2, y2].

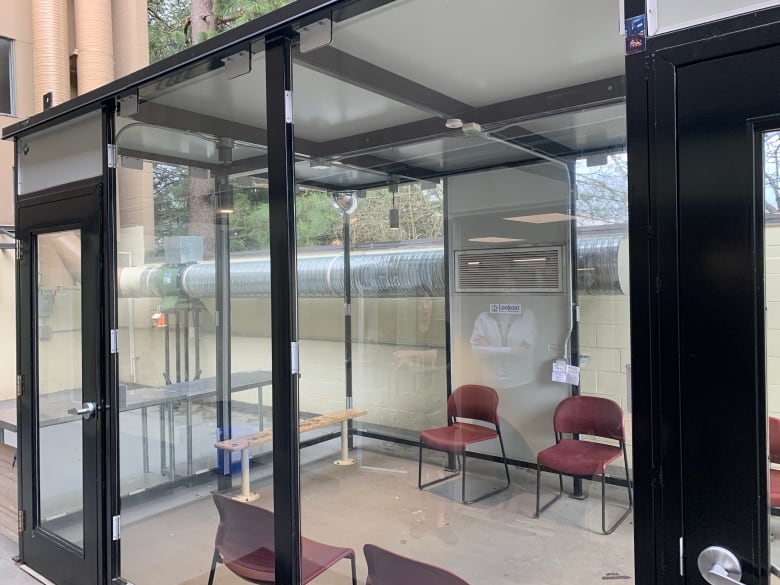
[[118, 235, 627, 300]]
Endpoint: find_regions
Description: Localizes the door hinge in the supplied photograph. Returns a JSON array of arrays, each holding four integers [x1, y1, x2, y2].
[[15, 240, 22, 261], [284, 90, 293, 123], [291, 341, 299, 375], [679, 536, 684, 576], [18, 510, 24, 532], [110, 329, 119, 354], [112, 515, 121, 541], [16, 374, 22, 397], [107, 144, 117, 169]]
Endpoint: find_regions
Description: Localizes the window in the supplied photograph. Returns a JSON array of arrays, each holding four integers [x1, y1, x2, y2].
[[0, 37, 13, 115]]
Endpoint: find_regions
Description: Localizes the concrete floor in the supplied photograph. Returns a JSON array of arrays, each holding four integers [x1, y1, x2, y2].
[[118, 437, 636, 585], [0, 535, 44, 585]]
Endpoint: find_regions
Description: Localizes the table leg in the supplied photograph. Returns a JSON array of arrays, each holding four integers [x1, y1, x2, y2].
[[333, 420, 356, 466], [257, 385, 263, 432], [232, 449, 259, 502], [187, 399, 193, 478], [168, 401, 176, 481], [142, 406, 149, 473], [159, 404, 167, 476]]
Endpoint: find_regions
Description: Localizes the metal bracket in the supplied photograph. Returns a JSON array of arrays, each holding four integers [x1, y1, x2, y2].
[[16, 374, 22, 397], [299, 18, 332, 53], [15, 240, 22, 261], [110, 329, 119, 354], [284, 90, 293, 123], [112, 515, 121, 541], [117, 91, 139, 117], [223, 50, 251, 80], [18, 510, 24, 532]]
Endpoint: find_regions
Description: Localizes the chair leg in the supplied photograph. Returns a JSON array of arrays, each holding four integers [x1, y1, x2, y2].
[[534, 464, 563, 518], [348, 551, 357, 585], [419, 442, 461, 492], [461, 450, 467, 504], [207, 549, 220, 585], [600, 454, 633, 535]]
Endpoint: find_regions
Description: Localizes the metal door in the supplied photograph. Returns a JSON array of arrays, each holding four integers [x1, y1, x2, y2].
[[16, 179, 108, 585]]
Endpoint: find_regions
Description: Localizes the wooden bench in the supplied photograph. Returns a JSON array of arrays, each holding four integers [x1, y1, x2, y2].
[[215, 408, 367, 501]]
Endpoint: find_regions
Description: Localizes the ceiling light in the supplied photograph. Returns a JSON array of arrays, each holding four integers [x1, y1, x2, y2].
[[503, 213, 577, 223], [468, 236, 525, 244], [310, 158, 331, 170], [445, 118, 463, 129]]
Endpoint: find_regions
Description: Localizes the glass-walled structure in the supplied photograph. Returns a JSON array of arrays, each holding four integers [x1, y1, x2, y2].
[[10, 1, 780, 585]]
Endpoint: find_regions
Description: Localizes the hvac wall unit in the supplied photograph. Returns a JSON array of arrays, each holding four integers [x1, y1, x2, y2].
[[454, 245, 565, 294]]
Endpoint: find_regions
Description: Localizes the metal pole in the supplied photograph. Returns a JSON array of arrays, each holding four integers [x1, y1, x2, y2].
[[215, 176, 232, 492]]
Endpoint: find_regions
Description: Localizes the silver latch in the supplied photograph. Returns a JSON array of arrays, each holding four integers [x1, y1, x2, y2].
[[291, 341, 299, 375], [284, 90, 293, 123], [112, 515, 121, 541], [15, 240, 22, 261], [110, 329, 119, 354], [16, 374, 22, 397]]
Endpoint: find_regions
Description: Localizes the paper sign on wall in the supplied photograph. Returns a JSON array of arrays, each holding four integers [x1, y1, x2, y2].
[[552, 360, 580, 386]]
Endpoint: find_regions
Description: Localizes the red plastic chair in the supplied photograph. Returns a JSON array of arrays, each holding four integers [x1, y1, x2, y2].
[[364, 544, 471, 585], [769, 417, 780, 509], [535, 395, 632, 534], [418, 384, 510, 504], [208, 493, 356, 585]]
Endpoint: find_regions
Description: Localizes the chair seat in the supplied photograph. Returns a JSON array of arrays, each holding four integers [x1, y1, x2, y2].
[[420, 422, 498, 451], [771, 469, 780, 508], [537, 438, 622, 477], [222, 538, 355, 585]]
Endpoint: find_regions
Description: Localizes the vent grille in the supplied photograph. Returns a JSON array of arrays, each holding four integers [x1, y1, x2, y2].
[[455, 246, 564, 293]]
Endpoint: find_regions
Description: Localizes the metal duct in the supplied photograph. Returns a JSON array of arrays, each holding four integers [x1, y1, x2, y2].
[[576, 234, 629, 295], [74, 0, 114, 94], [118, 235, 627, 300], [32, 0, 70, 110]]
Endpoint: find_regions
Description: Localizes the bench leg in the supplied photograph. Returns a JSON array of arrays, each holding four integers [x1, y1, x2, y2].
[[232, 449, 260, 502], [333, 420, 356, 466]]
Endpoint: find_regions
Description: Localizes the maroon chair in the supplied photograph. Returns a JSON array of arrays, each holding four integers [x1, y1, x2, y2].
[[418, 384, 510, 504], [769, 417, 780, 509], [208, 493, 356, 585], [364, 544, 471, 585], [535, 395, 632, 534]]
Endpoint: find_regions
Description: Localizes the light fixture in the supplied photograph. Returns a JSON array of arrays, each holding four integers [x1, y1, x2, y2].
[[445, 118, 463, 129], [468, 236, 525, 244], [310, 158, 331, 170], [502, 213, 577, 223], [389, 183, 399, 229], [329, 191, 358, 215], [217, 183, 234, 214]]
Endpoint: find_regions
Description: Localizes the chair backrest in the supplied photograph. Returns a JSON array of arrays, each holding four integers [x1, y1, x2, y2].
[[553, 395, 625, 441], [447, 385, 500, 426], [213, 493, 276, 578], [364, 544, 471, 585], [770, 417, 780, 464]]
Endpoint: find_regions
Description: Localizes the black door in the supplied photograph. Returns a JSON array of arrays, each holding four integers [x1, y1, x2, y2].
[[17, 179, 108, 585], [631, 20, 780, 585]]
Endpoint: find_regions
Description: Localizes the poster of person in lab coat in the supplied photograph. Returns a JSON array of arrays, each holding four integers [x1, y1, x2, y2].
[[470, 304, 538, 389]]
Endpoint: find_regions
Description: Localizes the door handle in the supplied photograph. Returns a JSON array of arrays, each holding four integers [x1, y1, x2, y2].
[[67, 402, 97, 420], [697, 546, 743, 585]]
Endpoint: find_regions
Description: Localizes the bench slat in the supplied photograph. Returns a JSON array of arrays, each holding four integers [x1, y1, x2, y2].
[[215, 408, 367, 452]]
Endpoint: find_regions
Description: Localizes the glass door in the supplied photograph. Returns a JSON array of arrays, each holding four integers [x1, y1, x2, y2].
[[17, 181, 106, 585]]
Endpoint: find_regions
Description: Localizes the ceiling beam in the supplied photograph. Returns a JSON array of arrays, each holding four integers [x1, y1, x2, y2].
[[294, 46, 472, 118]]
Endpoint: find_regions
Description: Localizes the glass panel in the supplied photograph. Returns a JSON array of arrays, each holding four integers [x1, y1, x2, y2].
[[651, 0, 780, 35], [37, 229, 84, 548], [0, 37, 12, 115], [116, 46, 272, 585], [17, 111, 102, 196], [294, 0, 632, 583], [764, 130, 780, 564]]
